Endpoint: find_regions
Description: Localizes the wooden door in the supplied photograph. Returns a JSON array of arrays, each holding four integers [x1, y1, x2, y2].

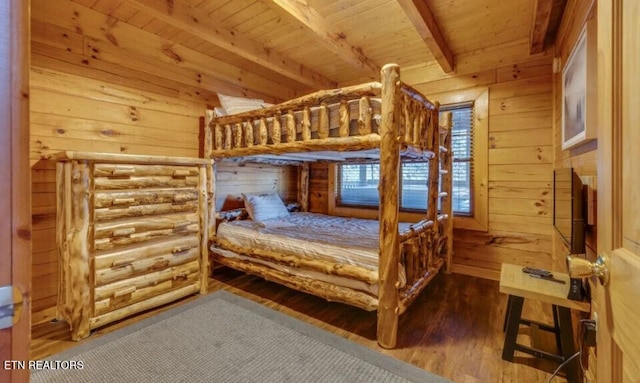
[[0, 0, 31, 382], [595, 0, 640, 382]]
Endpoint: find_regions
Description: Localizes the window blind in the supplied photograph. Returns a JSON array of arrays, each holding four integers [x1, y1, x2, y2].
[[336, 161, 430, 211], [441, 103, 474, 215]]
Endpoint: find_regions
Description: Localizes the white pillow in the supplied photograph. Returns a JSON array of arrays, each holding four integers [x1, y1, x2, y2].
[[242, 192, 290, 224], [218, 93, 265, 115], [212, 107, 226, 117]]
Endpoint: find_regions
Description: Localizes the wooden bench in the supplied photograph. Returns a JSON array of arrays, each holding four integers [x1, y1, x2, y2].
[[499, 263, 590, 383]]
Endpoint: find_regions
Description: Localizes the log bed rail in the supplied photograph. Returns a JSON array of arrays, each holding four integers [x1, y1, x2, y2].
[[204, 64, 453, 349]]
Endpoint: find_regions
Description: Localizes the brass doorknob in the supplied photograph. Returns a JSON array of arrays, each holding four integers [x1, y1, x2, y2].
[[566, 254, 610, 286]]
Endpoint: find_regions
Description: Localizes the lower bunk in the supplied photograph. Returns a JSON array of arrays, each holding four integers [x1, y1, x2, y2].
[[209, 212, 448, 316]]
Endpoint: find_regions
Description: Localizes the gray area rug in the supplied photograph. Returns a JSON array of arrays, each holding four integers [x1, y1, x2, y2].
[[33, 290, 451, 383]]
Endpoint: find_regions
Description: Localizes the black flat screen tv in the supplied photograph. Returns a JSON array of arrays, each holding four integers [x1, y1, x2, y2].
[[553, 168, 585, 254]]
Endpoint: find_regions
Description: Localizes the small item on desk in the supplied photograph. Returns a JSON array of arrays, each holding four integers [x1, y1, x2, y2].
[[522, 266, 553, 278], [528, 273, 566, 284]]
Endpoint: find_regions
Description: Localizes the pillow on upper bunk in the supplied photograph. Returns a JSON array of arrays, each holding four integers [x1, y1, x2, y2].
[[218, 93, 270, 115], [242, 192, 290, 224]]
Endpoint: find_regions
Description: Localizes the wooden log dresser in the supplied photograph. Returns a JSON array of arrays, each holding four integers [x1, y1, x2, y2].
[[53, 152, 213, 340]]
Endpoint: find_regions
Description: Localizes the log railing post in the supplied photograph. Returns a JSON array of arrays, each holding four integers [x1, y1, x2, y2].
[[339, 100, 349, 137], [258, 118, 268, 145], [286, 110, 296, 143], [224, 125, 232, 149], [403, 96, 412, 144], [234, 123, 243, 148], [377, 63, 401, 349], [272, 112, 281, 144], [358, 96, 372, 135], [214, 124, 223, 150], [318, 103, 329, 139], [302, 106, 311, 141], [245, 121, 254, 147]]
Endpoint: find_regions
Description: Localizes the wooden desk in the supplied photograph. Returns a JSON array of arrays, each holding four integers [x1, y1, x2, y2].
[[500, 263, 590, 383]]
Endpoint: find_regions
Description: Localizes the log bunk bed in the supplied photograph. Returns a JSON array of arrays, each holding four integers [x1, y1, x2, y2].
[[204, 64, 454, 349]]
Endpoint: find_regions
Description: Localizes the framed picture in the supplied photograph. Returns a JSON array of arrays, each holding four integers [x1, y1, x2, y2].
[[562, 19, 596, 150]]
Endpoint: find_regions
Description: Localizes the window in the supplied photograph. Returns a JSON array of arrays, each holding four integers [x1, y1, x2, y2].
[[336, 104, 474, 216], [440, 103, 474, 216], [337, 161, 430, 212], [329, 88, 488, 231]]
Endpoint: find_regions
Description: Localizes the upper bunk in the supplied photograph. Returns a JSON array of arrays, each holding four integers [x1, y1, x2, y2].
[[203, 64, 451, 165]]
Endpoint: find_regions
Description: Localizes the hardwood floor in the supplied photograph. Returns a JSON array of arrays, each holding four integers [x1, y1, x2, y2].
[[31, 269, 573, 382]]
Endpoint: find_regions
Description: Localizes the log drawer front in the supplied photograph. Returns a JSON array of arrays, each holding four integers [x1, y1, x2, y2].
[[54, 152, 212, 340]]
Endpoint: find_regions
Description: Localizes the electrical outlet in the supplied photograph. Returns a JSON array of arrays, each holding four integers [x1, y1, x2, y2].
[[583, 312, 598, 347]]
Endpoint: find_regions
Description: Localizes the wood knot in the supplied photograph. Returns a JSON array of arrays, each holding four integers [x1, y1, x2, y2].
[[105, 33, 119, 47], [17, 228, 31, 240], [161, 45, 182, 63], [129, 107, 139, 122]]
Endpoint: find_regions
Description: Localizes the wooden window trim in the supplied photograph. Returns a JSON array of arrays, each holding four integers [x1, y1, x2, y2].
[[327, 87, 489, 231]]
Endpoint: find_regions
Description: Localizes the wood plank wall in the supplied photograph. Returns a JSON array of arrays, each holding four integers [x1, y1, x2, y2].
[[551, 5, 597, 379], [309, 58, 555, 280], [552, 0, 597, 270], [29, 0, 295, 326], [215, 163, 298, 211]]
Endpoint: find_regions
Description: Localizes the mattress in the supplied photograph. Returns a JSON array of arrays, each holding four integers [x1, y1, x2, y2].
[[214, 212, 410, 294]]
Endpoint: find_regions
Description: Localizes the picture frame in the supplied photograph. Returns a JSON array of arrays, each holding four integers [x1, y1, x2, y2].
[[562, 19, 597, 150]]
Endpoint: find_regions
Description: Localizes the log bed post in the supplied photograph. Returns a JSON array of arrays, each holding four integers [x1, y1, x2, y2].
[[208, 160, 217, 275], [299, 163, 310, 212], [377, 63, 401, 349]]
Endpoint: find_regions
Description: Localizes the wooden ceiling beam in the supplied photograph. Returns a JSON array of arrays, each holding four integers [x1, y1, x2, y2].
[[396, 0, 455, 73], [127, 0, 337, 90], [529, 0, 554, 54], [268, 0, 380, 79]]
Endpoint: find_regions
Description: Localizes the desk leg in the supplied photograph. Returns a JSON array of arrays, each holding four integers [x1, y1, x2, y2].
[[502, 295, 523, 362], [552, 304, 562, 354], [556, 306, 580, 383], [503, 295, 512, 332]]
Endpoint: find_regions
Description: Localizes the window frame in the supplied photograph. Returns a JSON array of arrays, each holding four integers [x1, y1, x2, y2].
[[327, 87, 488, 232], [440, 102, 475, 217], [435, 88, 488, 231]]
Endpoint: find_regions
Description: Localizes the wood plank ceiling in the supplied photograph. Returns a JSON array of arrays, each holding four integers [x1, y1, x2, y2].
[[72, 0, 566, 100]]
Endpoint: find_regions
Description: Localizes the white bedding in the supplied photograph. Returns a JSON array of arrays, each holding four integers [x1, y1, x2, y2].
[[214, 212, 410, 293]]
